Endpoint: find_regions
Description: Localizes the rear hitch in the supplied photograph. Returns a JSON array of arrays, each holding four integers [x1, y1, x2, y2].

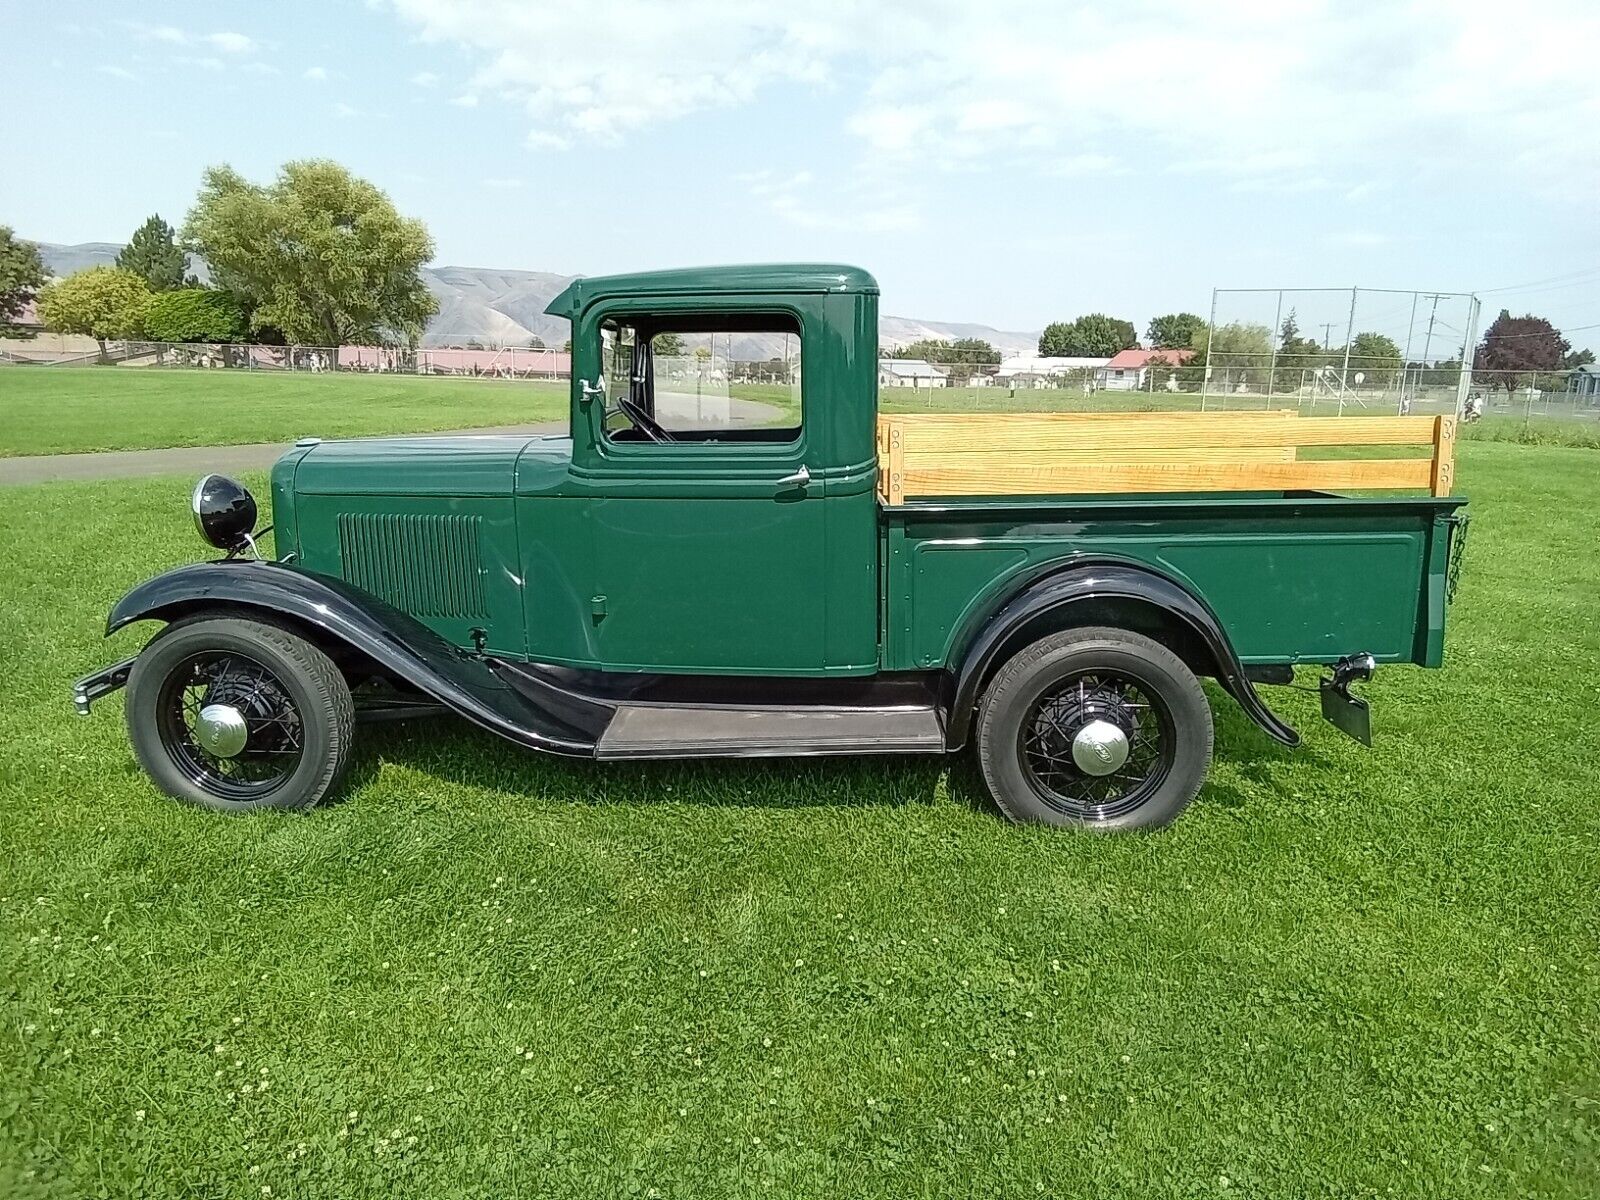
[[1319, 652, 1375, 745]]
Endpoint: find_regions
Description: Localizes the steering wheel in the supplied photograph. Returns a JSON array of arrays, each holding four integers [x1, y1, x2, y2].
[[616, 397, 674, 443]]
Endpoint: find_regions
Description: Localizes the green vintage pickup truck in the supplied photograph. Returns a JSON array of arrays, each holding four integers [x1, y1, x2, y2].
[[75, 264, 1468, 830]]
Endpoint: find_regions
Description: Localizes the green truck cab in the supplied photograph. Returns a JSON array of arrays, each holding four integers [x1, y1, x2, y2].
[[74, 264, 1468, 830]]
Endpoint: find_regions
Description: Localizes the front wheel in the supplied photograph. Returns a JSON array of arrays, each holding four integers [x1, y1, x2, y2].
[[975, 626, 1213, 831], [124, 616, 355, 813]]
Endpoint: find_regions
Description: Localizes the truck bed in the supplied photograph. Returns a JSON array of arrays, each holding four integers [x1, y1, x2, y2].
[[874, 412, 1466, 674]]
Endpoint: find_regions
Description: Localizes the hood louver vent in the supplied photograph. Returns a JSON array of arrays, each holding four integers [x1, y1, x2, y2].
[[338, 512, 487, 620]]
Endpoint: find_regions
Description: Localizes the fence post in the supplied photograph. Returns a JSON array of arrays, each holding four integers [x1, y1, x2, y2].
[[1336, 286, 1357, 416]]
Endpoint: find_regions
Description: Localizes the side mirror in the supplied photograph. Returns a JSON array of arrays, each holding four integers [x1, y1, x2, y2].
[[581, 374, 607, 404]]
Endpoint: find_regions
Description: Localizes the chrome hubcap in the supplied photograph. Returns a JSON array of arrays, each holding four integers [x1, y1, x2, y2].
[[195, 703, 249, 758], [1070, 718, 1130, 776]]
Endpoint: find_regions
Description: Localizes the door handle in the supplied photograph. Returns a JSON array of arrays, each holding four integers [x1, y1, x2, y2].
[[776, 465, 810, 489]]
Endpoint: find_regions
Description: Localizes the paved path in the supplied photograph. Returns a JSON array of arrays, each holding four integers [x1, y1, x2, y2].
[[0, 395, 788, 486], [0, 423, 567, 486]]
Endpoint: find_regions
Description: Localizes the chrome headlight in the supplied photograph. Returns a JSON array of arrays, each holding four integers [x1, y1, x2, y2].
[[191, 474, 258, 552]]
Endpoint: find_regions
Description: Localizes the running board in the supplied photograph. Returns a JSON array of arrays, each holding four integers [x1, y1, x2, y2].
[[596, 703, 947, 760]]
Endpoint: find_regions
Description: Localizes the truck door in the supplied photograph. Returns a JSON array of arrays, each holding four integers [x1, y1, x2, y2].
[[574, 307, 834, 675]]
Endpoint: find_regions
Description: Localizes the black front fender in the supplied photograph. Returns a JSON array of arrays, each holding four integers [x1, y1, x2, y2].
[[944, 558, 1299, 750], [108, 561, 597, 757]]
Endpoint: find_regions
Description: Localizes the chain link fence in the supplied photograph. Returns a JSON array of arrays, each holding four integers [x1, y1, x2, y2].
[[0, 340, 571, 379]]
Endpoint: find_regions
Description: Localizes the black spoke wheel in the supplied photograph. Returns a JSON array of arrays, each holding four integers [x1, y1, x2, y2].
[[155, 650, 305, 801], [976, 627, 1213, 831], [1018, 671, 1176, 821], [126, 616, 354, 813]]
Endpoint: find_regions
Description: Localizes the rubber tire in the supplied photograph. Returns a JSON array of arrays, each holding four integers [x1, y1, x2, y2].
[[125, 616, 355, 813], [975, 626, 1213, 831]]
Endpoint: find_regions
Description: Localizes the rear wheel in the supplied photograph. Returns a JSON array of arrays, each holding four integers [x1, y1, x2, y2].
[[976, 626, 1213, 831], [125, 616, 354, 813]]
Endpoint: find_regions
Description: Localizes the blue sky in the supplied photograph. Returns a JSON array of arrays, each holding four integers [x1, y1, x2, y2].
[[4, 0, 1598, 348]]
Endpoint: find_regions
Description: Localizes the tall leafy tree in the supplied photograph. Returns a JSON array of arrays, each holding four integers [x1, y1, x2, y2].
[[891, 336, 999, 383], [1146, 312, 1205, 350], [1038, 314, 1138, 357], [1343, 332, 1403, 388], [35, 267, 152, 360], [1474, 309, 1569, 397], [1180, 322, 1272, 390], [891, 337, 999, 364], [142, 288, 247, 343], [1273, 308, 1326, 391], [184, 160, 438, 346], [116, 215, 191, 291], [0, 225, 46, 336], [652, 332, 687, 356]]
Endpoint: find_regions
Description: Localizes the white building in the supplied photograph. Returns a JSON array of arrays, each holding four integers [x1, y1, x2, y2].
[[879, 359, 949, 388], [1097, 348, 1195, 391], [992, 355, 1111, 389]]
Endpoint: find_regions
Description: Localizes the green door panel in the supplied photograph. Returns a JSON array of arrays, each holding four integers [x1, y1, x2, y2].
[[589, 495, 828, 673]]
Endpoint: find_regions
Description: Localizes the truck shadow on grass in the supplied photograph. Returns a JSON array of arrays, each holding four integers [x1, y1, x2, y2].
[[343, 689, 1319, 822]]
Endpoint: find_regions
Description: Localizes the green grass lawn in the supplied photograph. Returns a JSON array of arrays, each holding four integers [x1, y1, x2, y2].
[[2, 442, 1598, 1197], [0, 369, 570, 458]]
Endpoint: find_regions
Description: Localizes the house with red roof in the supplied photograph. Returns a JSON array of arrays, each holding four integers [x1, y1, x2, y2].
[[1098, 347, 1195, 391]]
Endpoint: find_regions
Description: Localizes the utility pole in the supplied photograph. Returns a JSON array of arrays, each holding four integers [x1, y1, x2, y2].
[[1418, 292, 1444, 371], [1319, 322, 1336, 351]]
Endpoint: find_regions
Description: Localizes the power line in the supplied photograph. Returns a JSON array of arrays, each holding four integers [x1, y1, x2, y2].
[[1477, 267, 1600, 295]]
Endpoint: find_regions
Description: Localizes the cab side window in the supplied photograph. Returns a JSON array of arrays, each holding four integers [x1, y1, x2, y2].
[[599, 314, 802, 445]]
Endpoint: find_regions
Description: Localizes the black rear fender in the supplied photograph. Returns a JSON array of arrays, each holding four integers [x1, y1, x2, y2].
[[108, 561, 596, 757], [944, 558, 1299, 750]]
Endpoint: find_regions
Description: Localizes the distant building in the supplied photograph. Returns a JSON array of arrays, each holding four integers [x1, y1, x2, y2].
[[1098, 348, 1195, 391], [879, 359, 948, 388], [992, 355, 1110, 389], [1569, 362, 1600, 404]]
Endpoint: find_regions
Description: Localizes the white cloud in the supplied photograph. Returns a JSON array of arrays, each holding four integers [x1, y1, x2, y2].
[[482, 177, 523, 188], [378, 0, 1600, 194], [411, 70, 440, 87], [448, 93, 478, 108], [96, 65, 139, 82], [204, 32, 257, 55], [304, 66, 329, 81], [334, 102, 361, 119], [739, 169, 922, 234]]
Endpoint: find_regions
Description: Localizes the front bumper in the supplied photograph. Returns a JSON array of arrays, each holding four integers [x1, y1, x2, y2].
[[72, 657, 135, 715]]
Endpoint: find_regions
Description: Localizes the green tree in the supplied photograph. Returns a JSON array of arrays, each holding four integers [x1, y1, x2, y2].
[[35, 266, 151, 361], [185, 160, 438, 346], [1274, 307, 1326, 392], [142, 287, 246, 343], [652, 331, 687, 357], [1342, 331, 1403, 389], [892, 337, 999, 383], [1146, 312, 1205, 350], [1038, 314, 1138, 357], [0, 226, 46, 336], [1180, 322, 1272, 391], [116, 214, 191, 291]]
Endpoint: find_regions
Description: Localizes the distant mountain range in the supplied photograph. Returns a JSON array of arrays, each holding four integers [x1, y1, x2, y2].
[[33, 242, 1040, 355]]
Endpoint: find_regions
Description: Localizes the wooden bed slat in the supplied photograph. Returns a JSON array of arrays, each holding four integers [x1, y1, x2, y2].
[[876, 410, 1454, 503], [903, 458, 1434, 496]]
